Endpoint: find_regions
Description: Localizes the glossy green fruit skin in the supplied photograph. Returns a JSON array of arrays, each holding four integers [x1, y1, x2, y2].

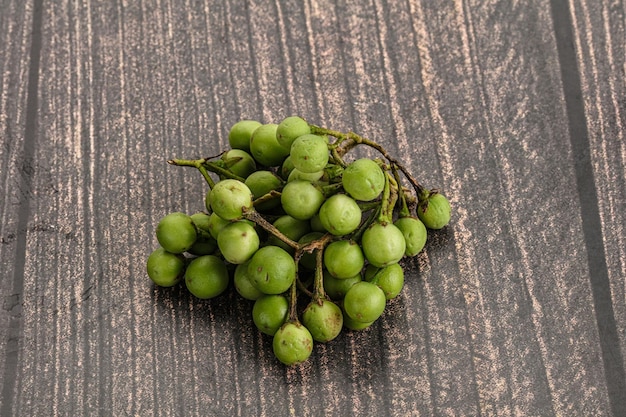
[[276, 116, 311, 149], [184, 255, 230, 299], [234, 261, 263, 300], [394, 216, 427, 256], [361, 222, 406, 268], [343, 281, 386, 323], [323, 270, 361, 300], [280, 180, 325, 220], [206, 211, 230, 240], [244, 170, 283, 212], [248, 246, 296, 294], [208, 179, 254, 221], [266, 215, 311, 253], [250, 123, 290, 167], [323, 240, 364, 279], [272, 322, 314, 366], [221, 149, 256, 179], [418, 193, 451, 229], [228, 120, 262, 152], [252, 294, 289, 335], [342, 158, 385, 201], [279, 155, 296, 180], [318, 194, 361, 236], [289, 134, 329, 174], [155, 212, 197, 254], [342, 312, 374, 331], [146, 247, 185, 287], [217, 221, 260, 264], [287, 168, 326, 183], [302, 299, 343, 342], [365, 263, 405, 300]]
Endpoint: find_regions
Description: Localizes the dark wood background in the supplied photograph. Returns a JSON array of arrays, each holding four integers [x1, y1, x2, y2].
[[1, 0, 625, 415]]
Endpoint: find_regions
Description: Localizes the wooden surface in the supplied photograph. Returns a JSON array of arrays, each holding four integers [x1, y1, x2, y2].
[[1, 0, 625, 415]]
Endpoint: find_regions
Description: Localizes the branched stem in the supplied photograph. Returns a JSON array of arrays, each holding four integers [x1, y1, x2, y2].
[[243, 209, 299, 250], [168, 158, 216, 188]]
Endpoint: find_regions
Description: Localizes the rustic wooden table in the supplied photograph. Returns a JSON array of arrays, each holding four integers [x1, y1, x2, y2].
[[1, 0, 625, 415]]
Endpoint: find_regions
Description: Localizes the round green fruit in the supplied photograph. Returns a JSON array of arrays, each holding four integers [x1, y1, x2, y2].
[[146, 247, 185, 287], [248, 246, 296, 294], [342, 158, 385, 201], [250, 123, 290, 167], [280, 180, 325, 220], [418, 192, 451, 230], [361, 222, 406, 268], [272, 322, 314, 365], [323, 270, 361, 300], [234, 261, 263, 300], [394, 216, 427, 256], [365, 263, 405, 300], [217, 221, 260, 264], [221, 149, 256, 179], [289, 134, 329, 174], [228, 119, 262, 152], [318, 194, 361, 236], [323, 240, 364, 279], [302, 299, 343, 343], [276, 116, 311, 149], [184, 255, 230, 299], [155, 212, 197, 254], [208, 179, 254, 221], [343, 281, 386, 323], [252, 294, 289, 336]]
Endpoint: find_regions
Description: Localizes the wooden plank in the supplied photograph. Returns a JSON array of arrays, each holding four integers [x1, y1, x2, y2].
[[0, 0, 623, 415]]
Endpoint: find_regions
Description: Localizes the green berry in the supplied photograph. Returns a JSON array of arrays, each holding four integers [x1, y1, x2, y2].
[[155, 212, 197, 254], [318, 194, 361, 236], [272, 322, 314, 365], [302, 299, 343, 342], [184, 255, 230, 299], [276, 116, 311, 149], [248, 246, 296, 295], [280, 180, 325, 220], [418, 192, 451, 229], [323, 240, 364, 279], [252, 294, 289, 335], [289, 134, 329, 174], [323, 270, 361, 300], [244, 170, 283, 212], [343, 281, 386, 323], [365, 263, 405, 300], [208, 179, 254, 220], [361, 222, 406, 268], [394, 216, 427, 256], [250, 123, 290, 167], [228, 119, 262, 152], [234, 261, 263, 300], [221, 149, 256, 179], [146, 247, 185, 287], [217, 221, 260, 264], [342, 158, 385, 201]]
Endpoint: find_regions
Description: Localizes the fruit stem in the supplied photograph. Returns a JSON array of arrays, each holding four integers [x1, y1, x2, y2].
[[309, 124, 428, 197], [168, 158, 216, 188], [379, 171, 392, 223], [351, 204, 381, 242], [392, 164, 411, 217], [288, 271, 299, 322], [202, 160, 246, 182], [252, 190, 282, 208], [242, 209, 299, 250]]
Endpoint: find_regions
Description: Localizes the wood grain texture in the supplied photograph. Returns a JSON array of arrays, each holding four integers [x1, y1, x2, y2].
[[1, 0, 624, 415]]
